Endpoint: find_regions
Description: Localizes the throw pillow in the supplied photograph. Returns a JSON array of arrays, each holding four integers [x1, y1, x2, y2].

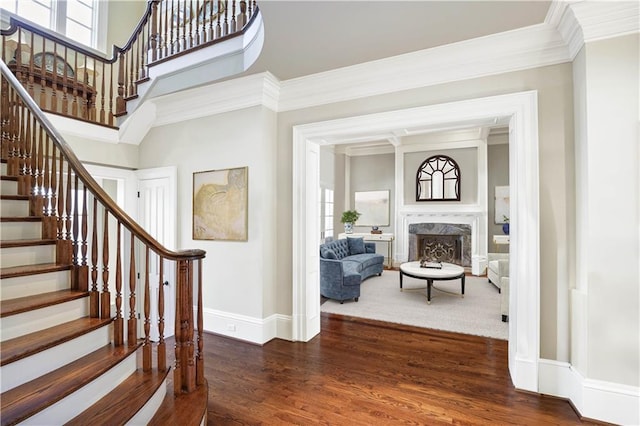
[[320, 247, 338, 259], [347, 237, 365, 255]]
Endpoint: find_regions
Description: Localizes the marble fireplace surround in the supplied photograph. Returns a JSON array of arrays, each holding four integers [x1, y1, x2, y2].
[[396, 208, 484, 274], [408, 223, 472, 267]]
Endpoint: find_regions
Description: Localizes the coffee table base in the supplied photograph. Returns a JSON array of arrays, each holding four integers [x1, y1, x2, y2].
[[400, 270, 465, 304]]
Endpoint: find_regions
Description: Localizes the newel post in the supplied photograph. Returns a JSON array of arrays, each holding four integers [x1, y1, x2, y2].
[[115, 52, 126, 116], [174, 259, 196, 394]]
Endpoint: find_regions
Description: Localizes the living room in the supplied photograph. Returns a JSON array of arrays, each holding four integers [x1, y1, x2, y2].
[[316, 126, 511, 338]]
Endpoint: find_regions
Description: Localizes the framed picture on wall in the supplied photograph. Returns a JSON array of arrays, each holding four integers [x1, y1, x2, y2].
[[193, 166, 248, 241], [495, 185, 510, 224], [355, 190, 390, 226]]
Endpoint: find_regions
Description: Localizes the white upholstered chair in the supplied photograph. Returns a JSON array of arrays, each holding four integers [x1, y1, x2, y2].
[[501, 276, 510, 322], [487, 253, 509, 292]]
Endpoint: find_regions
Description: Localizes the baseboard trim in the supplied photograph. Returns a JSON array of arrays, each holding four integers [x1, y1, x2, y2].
[[539, 359, 640, 425], [202, 308, 292, 344]]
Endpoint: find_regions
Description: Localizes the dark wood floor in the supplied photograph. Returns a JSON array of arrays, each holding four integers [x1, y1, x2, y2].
[[203, 313, 598, 425]]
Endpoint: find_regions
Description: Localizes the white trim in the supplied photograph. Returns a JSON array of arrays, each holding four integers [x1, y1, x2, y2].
[[202, 308, 292, 344], [551, 0, 640, 60], [292, 91, 540, 392], [278, 24, 567, 112], [84, 164, 137, 221], [539, 359, 640, 425]]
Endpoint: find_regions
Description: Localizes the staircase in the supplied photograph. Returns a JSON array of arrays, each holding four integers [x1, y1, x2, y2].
[[0, 61, 206, 424]]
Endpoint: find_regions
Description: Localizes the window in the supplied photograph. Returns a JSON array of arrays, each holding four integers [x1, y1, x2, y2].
[[416, 154, 461, 201], [319, 187, 334, 244], [5, 0, 98, 48]]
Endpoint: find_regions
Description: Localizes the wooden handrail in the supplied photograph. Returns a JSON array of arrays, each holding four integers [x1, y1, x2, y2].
[[1, 59, 205, 394], [1, 60, 204, 261]]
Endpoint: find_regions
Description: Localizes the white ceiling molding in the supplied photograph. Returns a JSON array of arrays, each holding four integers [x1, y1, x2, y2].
[[341, 143, 396, 157], [550, 0, 639, 59], [153, 71, 280, 127], [276, 22, 570, 112]]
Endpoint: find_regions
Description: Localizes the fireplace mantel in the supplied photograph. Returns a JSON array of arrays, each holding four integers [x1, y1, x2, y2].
[[395, 205, 487, 275]]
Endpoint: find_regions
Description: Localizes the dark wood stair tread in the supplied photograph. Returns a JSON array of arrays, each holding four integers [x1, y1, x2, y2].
[[0, 262, 71, 279], [0, 194, 29, 201], [0, 289, 87, 318], [0, 175, 18, 181], [148, 380, 208, 426], [1, 317, 113, 366], [0, 238, 57, 248], [0, 343, 140, 426], [65, 368, 170, 426], [0, 216, 43, 222]]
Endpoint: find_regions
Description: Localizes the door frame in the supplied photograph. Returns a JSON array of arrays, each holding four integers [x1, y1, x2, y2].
[[292, 91, 540, 393], [135, 166, 178, 338]]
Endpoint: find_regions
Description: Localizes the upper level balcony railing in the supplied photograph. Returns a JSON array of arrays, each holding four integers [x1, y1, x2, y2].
[[1, 0, 258, 128]]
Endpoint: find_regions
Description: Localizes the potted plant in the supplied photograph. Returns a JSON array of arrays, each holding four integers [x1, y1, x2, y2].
[[341, 210, 361, 234]]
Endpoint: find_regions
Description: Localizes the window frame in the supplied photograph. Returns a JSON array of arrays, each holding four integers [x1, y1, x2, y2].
[[3, 0, 104, 50], [416, 154, 461, 202]]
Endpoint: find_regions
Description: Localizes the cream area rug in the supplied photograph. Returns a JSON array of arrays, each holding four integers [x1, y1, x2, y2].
[[320, 270, 508, 340]]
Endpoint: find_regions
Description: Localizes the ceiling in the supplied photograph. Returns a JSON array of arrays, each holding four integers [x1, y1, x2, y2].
[[243, 1, 551, 149], [247, 1, 553, 81]]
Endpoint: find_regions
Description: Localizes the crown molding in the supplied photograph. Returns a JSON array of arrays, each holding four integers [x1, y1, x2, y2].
[[277, 22, 570, 112], [551, 0, 639, 59], [154, 71, 280, 125]]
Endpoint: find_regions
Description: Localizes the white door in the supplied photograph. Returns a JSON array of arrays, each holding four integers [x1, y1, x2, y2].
[[135, 167, 177, 340]]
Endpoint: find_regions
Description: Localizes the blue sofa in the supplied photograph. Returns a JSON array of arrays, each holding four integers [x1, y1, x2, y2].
[[319, 237, 385, 303]]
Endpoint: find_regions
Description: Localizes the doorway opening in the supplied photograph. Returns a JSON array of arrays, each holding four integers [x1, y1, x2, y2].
[[292, 91, 540, 393]]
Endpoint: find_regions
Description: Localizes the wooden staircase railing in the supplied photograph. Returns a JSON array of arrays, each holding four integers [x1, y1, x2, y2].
[[1, 59, 206, 395], [1, 0, 258, 127]]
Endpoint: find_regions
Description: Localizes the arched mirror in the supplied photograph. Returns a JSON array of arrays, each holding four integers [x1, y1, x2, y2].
[[416, 155, 460, 201]]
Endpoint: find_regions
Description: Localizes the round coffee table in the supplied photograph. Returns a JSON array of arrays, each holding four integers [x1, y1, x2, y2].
[[399, 261, 465, 304]]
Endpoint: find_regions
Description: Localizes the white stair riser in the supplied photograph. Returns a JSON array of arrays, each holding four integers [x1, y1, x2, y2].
[[0, 325, 112, 393], [0, 162, 6, 175], [21, 351, 137, 425], [126, 377, 168, 426], [0, 198, 28, 216], [1, 179, 18, 194], [0, 221, 41, 240], [0, 244, 56, 269], [0, 270, 69, 301], [0, 298, 88, 342]]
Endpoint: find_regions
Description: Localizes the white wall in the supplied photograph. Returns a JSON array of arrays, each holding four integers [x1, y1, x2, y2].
[[137, 105, 279, 341], [577, 33, 639, 387], [487, 142, 509, 243]]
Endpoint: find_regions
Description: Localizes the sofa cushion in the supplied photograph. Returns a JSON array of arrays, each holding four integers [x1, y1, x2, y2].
[[345, 253, 384, 270], [347, 237, 365, 255], [320, 247, 338, 259]]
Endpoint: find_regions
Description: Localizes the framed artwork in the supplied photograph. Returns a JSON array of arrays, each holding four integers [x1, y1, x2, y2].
[[33, 52, 75, 77], [197, 0, 226, 23], [354, 190, 390, 226], [161, 0, 193, 27], [494, 185, 510, 224], [193, 166, 248, 241]]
